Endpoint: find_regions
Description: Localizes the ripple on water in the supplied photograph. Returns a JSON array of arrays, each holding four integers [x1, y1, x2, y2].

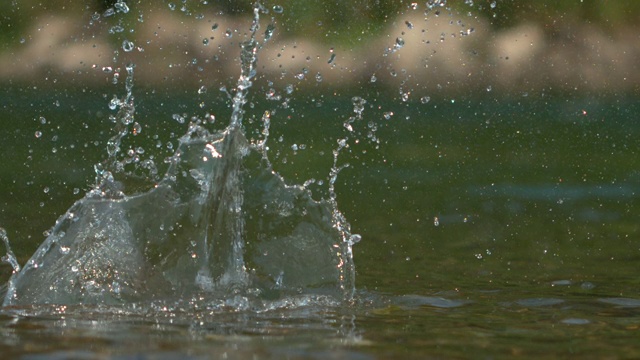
[[392, 295, 470, 309], [598, 298, 640, 307], [515, 298, 565, 307]]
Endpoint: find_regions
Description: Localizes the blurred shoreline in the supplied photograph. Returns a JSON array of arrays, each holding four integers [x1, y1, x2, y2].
[[1, 12, 638, 95]]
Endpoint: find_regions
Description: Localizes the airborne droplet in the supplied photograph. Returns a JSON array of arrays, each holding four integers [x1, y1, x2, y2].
[[122, 40, 135, 52]]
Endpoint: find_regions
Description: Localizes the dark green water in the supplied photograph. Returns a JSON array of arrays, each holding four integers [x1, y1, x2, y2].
[[1, 85, 639, 357]]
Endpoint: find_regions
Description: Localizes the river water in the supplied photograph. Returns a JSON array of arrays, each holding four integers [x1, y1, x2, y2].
[[1, 1, 640, 358]]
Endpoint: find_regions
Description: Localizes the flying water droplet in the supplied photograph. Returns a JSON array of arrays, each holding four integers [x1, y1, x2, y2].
[[264, 23, 276, 40], [114, 0, 129, 13], [122, 40, 135, 52]]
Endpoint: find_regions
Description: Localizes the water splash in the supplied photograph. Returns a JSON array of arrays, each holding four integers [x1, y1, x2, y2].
[[3, 2, 358, 309]]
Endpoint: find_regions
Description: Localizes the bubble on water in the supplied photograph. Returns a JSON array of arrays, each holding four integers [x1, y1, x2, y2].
[[19, 38, 26, 44], [383, 111, 394, 120], [315, 73, 323, 82], [395, 37, 405, 50], [490, 1, 497, 9], [198, 86, 207, 94], [370, 74, 377, 83], [202, 38, 209, 46], [59, 246, 70, 255], [39, 116, 47, 124], [420, 96, 431, 104], [122, 40, 135, 52], [225, 29, 233, 38], [486, 85, 492, 92], [43, 187, 50, 194], [102, 66, 113, 73], [34, 131, 42, 138], [434, 216, 440, 226], [272, 5, 284, 14], [168, 3, 176, 11], [405, 21, 414, 29]]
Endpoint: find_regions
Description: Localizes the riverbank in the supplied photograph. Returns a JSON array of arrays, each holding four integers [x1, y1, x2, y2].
[[0, 11, 638, 95]]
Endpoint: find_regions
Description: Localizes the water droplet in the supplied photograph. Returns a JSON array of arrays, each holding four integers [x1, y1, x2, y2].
[[172, 113, 185, 124], [264, 23, 276, 40], [102, 66, 113, 73], [405, 21, 414, 29], [225, 29, 233, 38], [272, 5, 284, 14], [19, 38, 26, 44], [43, 187, 50, 194], [122, 40, 135, 52], [168, 3, 176, 10], [383, 111, 394, 120], [133, 122, 142, 135], [104, 8, 116, 17], [486, 85, 492, 92], [114, 0, 129, 13], [434, 216, 440, 226], [198, 86, 207, 94], [59, 246, 70, 255], [34, 131, 42, 138], [202, 38, 209, 46], [212, 23, 218, 30], [490, 1, 497, 9], [328, 53, 336, 64], [420, 96, 431, 104], [370, 74, 377, 83], [315, 73, 323, 82]]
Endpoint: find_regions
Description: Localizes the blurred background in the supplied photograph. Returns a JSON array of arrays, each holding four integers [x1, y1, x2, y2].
[[1, 0, 639, 93]]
